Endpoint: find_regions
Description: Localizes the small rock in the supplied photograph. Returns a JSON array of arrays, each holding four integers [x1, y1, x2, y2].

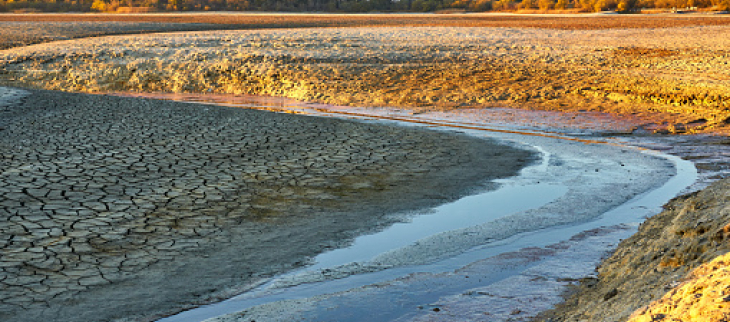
[[604, 288, 619, 301]]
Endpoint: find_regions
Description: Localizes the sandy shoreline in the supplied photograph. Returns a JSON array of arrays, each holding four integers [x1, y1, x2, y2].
[[0, 87, 535, 322]]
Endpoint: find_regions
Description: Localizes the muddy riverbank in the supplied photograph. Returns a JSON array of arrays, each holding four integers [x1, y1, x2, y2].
[[535, 177, 730, 322]]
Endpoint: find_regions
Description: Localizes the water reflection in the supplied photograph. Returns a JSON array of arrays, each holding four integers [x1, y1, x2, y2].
[[310, 183, 566, 270]]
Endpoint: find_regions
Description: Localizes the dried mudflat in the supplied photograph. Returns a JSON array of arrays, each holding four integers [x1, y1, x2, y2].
[[0, 21, 223, 51], [0, 88, 536, 322], [2, 15, 730, 133]]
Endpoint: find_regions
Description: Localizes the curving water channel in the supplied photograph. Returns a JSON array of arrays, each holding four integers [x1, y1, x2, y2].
[[129, 93, 697, 322]]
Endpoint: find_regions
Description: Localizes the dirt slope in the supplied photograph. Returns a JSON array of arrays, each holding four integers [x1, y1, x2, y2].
[[535, 178, 730, 322], [627, 252, 730, 322]]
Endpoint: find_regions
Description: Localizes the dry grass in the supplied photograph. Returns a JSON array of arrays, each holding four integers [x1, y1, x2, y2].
[[2, 13, 730, 30]]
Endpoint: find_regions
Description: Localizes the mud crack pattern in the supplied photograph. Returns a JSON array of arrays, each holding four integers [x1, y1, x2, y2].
[[0, 90, 532, 322]]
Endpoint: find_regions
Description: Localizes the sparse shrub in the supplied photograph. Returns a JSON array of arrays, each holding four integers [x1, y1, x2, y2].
[[166, 0, 183, 10], [711, 0, 730, 10], [574, 0, 616, 11], [0, 0, 723, 12], [538, 0, 555, 9], [91, 0, 108, 11], [518, 0, 537, 8], [554, 0, 569, 9], [652, 0, 706, 7], [492, 0, 514, 9], [411, 0, 440, 11], [576, 0, 592, 10], [616, 0, 636, 11], [467, 0, 493, 11]]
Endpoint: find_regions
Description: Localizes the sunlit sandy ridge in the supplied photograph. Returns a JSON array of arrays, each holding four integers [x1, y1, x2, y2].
[[2, 25, 730, 133]]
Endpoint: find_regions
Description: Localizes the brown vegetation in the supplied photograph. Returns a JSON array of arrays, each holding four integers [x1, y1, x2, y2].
[[0, 0, 728, 13], [2, 13, 730, 30]]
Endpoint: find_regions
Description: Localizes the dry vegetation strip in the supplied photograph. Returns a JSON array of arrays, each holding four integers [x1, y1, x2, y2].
[[2, 13, 730, 29]]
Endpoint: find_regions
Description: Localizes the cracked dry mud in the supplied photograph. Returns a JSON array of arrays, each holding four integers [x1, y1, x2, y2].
[[0, 89, 533, 322]]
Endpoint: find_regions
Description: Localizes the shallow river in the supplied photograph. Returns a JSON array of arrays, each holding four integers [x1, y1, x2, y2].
[[119, 93, 697, 322]]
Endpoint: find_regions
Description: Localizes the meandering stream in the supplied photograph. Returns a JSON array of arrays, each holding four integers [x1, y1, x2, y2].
[[124, 93, 697, 322]]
